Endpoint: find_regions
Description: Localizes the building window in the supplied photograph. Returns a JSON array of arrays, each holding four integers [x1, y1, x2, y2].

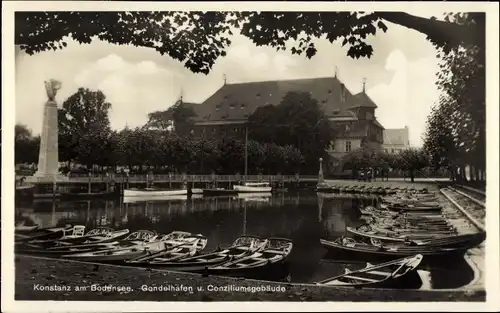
[[384, 149, 388, 153], [345, 141, 352, 152], [215, 105, 221, 111], [241, 104, 246, 109], [212, 128, 216, 133], [330, 142, 335, 151], [229, 104, 235, 109]]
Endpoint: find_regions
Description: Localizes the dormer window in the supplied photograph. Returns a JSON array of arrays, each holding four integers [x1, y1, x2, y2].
[[332, 109, 340, 115], [256, 93, 261, 97], [215, 104, 221, 111], [240, 104, 246, 109]]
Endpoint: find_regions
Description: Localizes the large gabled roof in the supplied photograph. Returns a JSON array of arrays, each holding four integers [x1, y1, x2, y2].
[[189, 76, 361, 123]]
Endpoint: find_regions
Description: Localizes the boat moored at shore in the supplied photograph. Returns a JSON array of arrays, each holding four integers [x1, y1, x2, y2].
[[123, 188, 188, 197], [233, 182, 272, 193]]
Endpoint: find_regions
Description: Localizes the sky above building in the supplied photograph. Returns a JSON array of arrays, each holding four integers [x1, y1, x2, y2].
[[15, 10, 445, 147]]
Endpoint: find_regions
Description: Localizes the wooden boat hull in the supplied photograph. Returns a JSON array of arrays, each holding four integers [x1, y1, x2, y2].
[[202, 189, 238, 196], [123, 189, 188, 197], [126, 236, 268, 271], [15, 225, 74, 243], [62, 240, 166, 263], [233, 185, 272, 193], [123, 194, 188, 203], [370, 224, 456, 237], [126, 249, 234, 271], [317, 255, 423, 289], [64, 248, 151, 263], [320, 238, 467, 262], [15, 242, 117, 256], [17, 229, 132, 254], [15, 225, 39, 232], [29, 229, 129, 247], [386, 206, 442, 212], [347, 227, 486, 248], [206, 238, 293, 277], [189, 188, 204, 195]]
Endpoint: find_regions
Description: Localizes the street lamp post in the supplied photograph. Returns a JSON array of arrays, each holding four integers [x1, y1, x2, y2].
[[318, 157, 324, 184]]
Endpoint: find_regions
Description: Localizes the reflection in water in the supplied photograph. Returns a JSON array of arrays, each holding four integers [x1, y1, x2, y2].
[[15, 192, 474, 288]]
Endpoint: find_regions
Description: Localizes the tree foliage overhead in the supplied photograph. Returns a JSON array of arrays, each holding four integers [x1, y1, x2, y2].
[[423, 12, 485, 181], [15, 11, 484, 74]]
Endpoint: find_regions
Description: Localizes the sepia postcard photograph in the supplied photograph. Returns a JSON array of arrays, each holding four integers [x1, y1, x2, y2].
[[2, 1, 499, 312]]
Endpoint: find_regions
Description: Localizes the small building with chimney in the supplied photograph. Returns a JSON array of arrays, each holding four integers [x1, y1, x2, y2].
[[178, 74, 385, 171], [382, 126, 410, 154]]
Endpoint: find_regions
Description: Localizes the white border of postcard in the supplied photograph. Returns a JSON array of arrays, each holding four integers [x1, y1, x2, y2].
[[2, 1, 499, 312]]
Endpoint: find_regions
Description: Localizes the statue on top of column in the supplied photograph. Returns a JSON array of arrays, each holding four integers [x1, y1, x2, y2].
[[44, 79, 62, 102]]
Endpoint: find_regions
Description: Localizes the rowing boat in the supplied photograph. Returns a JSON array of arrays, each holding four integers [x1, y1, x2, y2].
[[126, 235, 268, 271], [320, 237, 467, 261], [15, 224, 75, 243], [346, 226, 486, 248], [123, 187, 188, 197], [127, 234, 208, 262], [127, 236, 207, 264], [316, 254, 423, 288], [16, 228, 131, 254], [61, 230, 208, 263], [61, 230, 161, 262], [206, 237, 293, 276], [202, 188, 238, 196]]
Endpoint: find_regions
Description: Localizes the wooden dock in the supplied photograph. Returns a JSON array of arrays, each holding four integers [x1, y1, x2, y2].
[[17, 174, 319, 199], [22, 174, 318, 184]]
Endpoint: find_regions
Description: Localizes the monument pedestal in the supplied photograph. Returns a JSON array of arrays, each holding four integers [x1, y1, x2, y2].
[[34, 100, 65, 182]]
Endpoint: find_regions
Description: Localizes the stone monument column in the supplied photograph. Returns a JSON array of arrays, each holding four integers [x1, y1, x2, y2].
[[34, 79, 65, 182]]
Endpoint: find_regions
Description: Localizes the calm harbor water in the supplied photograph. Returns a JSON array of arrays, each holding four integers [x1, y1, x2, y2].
[[15, 192, 474, 289]]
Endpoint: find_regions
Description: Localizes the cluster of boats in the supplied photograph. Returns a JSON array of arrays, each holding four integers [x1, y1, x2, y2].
[[15, 224, 293, 277], [316, 184, 428, 195], [317, 191, 486, 288], [124, 182, 273, 197]]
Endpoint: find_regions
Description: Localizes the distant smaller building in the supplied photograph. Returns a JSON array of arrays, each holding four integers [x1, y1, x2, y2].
[[383, 126, 410, 154]]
